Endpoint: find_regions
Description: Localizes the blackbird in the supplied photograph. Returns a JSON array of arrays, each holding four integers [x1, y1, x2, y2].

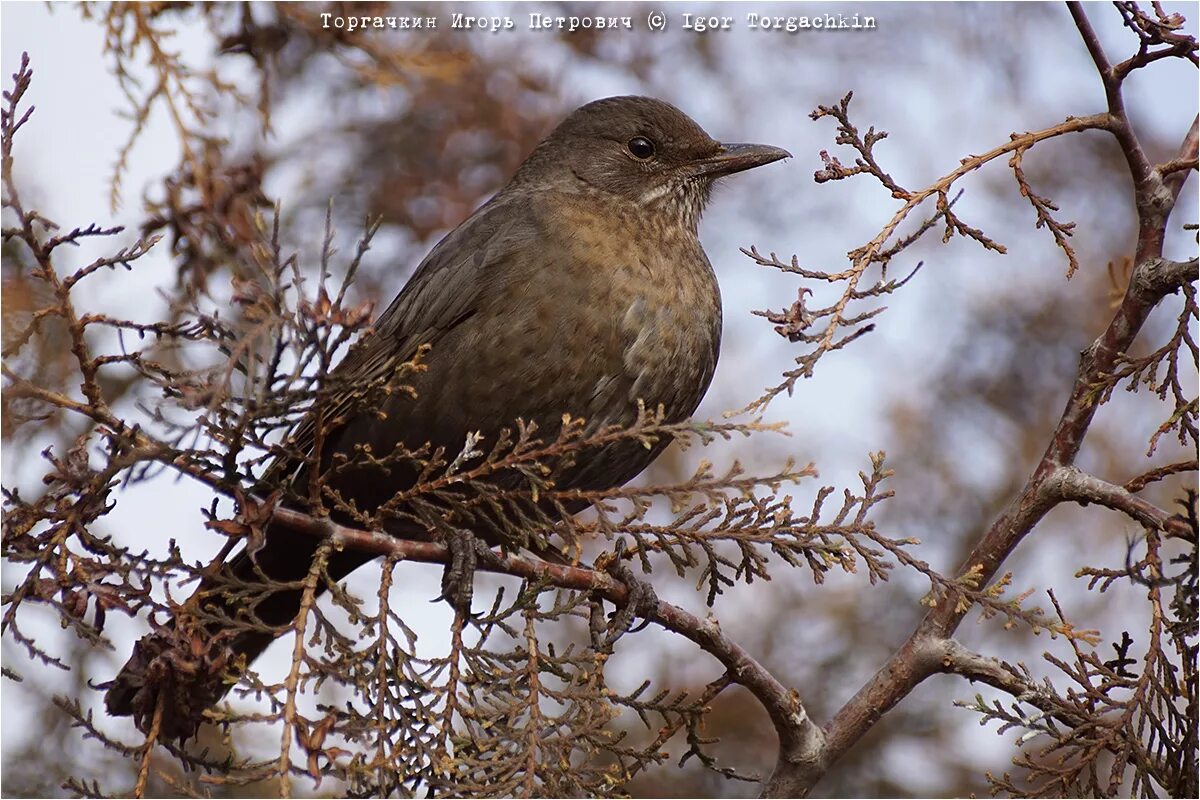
[[104, 96, 789, 729]]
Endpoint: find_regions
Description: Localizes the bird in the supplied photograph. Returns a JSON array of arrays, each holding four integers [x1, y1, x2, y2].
[[103, 95, 789, 734]]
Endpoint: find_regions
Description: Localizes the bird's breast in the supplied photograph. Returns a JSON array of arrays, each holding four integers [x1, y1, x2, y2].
[[558, 200, 723, 427], [391, 194, 723, 469]]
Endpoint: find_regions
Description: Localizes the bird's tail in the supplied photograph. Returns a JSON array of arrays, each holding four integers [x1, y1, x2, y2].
[[103, 523, 370, 736]]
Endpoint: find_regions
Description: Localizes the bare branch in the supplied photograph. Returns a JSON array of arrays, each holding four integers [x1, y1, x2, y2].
[[1050, 465, 1190, 537]]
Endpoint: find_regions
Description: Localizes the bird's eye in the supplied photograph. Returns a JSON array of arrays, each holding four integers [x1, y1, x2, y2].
[[627, 136, 656, 160]]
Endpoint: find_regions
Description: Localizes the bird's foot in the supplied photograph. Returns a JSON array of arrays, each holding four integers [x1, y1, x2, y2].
[[436, 528, 489, 616], [603, 550, 659, 648]]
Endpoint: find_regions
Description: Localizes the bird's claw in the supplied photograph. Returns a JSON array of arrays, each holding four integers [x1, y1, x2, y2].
[[604, 560, 659, 648], [436, 528, 487, 616]]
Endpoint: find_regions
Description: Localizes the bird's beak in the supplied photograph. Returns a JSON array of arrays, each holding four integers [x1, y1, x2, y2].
[[684, 142, 791, 179]]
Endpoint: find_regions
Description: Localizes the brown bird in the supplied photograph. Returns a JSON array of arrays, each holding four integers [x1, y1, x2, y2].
[[104, 96, 788, 732]]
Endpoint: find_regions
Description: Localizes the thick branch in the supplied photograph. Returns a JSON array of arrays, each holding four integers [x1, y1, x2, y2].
[[1049, 465, 1191, 536], [937, 639, 1034, 697], [808, 91, 1197, 798], [265, 506, 826, 776], [815, 219, 1197, 776], [936, 640, 1089, 729]]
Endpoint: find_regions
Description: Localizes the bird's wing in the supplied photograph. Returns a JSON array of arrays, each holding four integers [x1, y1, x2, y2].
[[260, 193, 533, 488]]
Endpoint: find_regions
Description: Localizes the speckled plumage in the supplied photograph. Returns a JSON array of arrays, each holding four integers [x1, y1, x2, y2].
[[105, 96, 788, 722], [327, 186, 722, 506]]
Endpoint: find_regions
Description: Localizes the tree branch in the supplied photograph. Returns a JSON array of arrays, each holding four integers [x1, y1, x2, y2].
[[264, 505, 826, 778], [1124, 459, 1198, 493], [935, 640, 1089, 730], [812, 212, 1197, 784], [792, 8, 1200, 788], [1068, 2, 1155, 186], [1162, 115, 1199, 200], [1049, 465, 1191, 537]]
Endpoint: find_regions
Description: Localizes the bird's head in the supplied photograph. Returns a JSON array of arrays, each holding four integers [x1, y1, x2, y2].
[[513, 96, 790, 232]]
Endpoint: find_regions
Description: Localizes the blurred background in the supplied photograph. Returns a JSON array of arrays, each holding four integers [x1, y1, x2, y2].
[[2, 2, 1197, 796]]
